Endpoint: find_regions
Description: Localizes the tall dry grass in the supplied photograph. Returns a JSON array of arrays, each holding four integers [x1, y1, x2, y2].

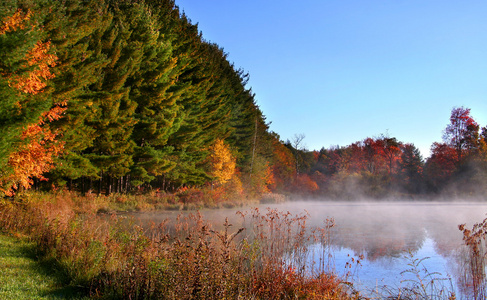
[[458, 217, 487, 300], [236, 207, 355, 299], [0, 192, 356, 299]]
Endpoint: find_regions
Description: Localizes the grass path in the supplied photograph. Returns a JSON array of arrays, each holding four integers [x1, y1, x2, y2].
[[0, 233, 89, 299]]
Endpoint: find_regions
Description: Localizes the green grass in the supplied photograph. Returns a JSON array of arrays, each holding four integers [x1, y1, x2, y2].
[[0, 233, 89, 300]]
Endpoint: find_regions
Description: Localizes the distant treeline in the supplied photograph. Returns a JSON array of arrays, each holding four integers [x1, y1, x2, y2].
[[290, 107, 487, 198], [1, 0, 485, 199]]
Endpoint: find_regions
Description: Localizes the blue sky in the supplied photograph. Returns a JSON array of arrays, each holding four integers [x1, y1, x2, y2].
[[175, 0, 487, 158]]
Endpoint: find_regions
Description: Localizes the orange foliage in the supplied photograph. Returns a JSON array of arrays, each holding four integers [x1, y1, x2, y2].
[[323, 138, 398, 177], [0, 9, 32, 35], [270, 138, 295, 190], [293, 174, 319, 194], [309, 170, 327, 189], [10, 40, 57, 95], [262, 163, 275, 191], [208, 139, 236, 185], [347, 143, 363, 172], [0, 10, 62, 196], [1, 9, 57, 96], [2, 106, 66, 196]]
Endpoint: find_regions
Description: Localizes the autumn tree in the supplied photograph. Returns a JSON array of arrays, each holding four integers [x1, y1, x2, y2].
[[443, 106, 479, 162], [362, 137, 388, 175], [268, 132, 295, 191], [0, 2, 61, 195], [380, 136, 402, 176], [479, 127, 487, 162], [3, 106, 65, 196], [0, 5, 40, 169], [208, 139, 236, 185], [424, 142, 457, 192]]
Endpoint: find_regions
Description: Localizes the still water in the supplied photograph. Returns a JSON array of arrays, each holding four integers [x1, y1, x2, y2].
[[129, 200, 487, 298]]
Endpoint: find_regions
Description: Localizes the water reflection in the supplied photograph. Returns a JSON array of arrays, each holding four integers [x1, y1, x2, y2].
[[264, 201, 487, 298], [127, 200, 487, 298]]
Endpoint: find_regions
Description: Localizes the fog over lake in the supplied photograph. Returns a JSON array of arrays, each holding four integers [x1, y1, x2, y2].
[[128, 200, 487, 298]]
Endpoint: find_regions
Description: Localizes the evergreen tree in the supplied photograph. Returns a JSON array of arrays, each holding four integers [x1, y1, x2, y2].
[[83, 0, 166, 193], [164, 26, 232, 186], [398, 143, 424, 193], [128, 0, 183, 186], [45, 0, 112, 185], [227, 72, 260, 168]]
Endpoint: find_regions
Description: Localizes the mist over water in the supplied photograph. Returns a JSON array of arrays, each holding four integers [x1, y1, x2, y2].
[[272, 200, 487, 296], [274, 200, 487, 296], [130, 199, 487, 298]]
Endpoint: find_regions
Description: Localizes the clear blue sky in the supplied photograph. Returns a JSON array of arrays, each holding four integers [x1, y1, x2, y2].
[[175, 0, 487, 158]]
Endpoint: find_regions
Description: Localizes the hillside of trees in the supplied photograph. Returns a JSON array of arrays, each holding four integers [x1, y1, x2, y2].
[[1, 0, 486, 200]]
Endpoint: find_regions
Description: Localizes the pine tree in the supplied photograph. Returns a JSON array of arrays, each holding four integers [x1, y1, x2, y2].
[[164, 22, 231, 186], [82, 0, 168, 193], [128, 0, 183, 186], [45, 0, 112, 185], [398, 143, 424, 193]]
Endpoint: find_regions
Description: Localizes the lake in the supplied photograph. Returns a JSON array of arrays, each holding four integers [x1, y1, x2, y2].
[[128, 200, 487, 298]]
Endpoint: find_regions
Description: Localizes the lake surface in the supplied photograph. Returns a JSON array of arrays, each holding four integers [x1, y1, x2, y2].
[[128, 200, 487, 298]]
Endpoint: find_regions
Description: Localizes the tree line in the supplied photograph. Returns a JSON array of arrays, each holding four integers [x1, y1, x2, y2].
[[1, 0, 485, 199], [287, 107, 487, 198], [0, 0, 278, 196]]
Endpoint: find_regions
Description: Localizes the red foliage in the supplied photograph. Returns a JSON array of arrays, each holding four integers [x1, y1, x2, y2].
[[424, 142, 457, 188], [292, 174, 319, 194]]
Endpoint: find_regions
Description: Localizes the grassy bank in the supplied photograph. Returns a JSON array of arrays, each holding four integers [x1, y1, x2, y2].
[[0, 233, 88, 299]]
